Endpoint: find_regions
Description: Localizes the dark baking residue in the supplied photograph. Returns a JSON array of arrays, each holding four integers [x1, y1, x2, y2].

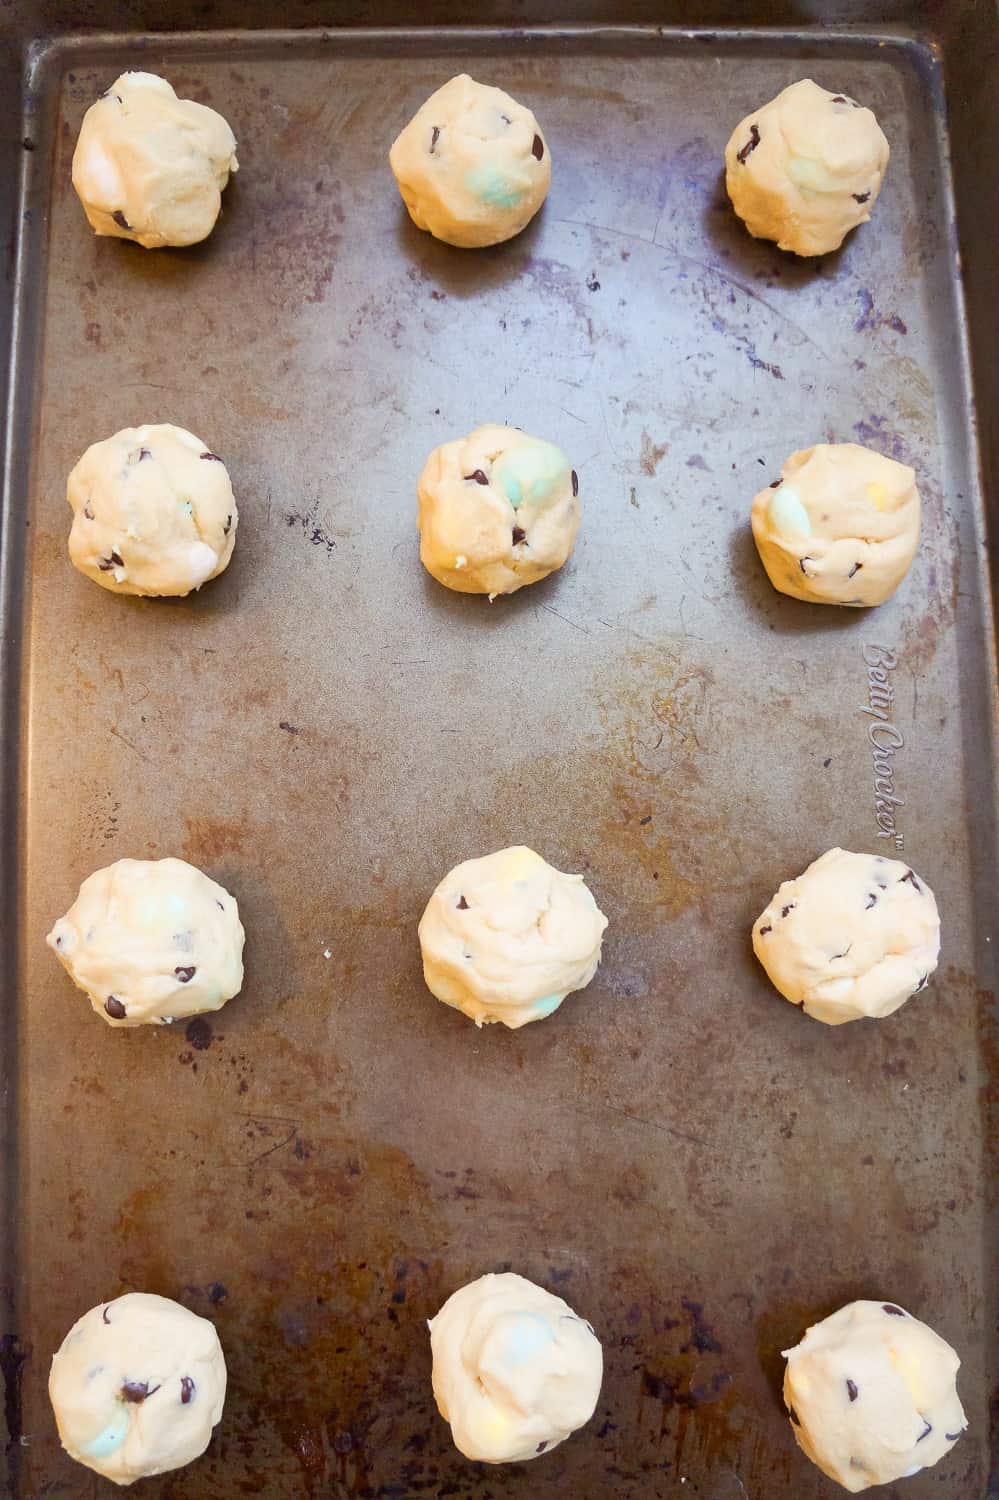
[[846, 1379, 858, 1402], [174, 966, 196, 983], [186, 1017, 212, 1051], [112, 210, 132, 230], [180, 1376, 195, 1404], [121, 1380, 159, 1403], [532, 134, 544, 160], [430, 125, 440, 153], [512, 526, 527, 545], [105, 996, 126, 1019], [736, 124, 760, 163]]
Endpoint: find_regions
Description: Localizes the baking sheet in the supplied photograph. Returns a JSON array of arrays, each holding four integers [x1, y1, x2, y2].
[[1, 21, 994, 1498]]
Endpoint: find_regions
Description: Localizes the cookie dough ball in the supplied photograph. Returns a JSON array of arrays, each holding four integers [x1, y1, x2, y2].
[[725, 79, 889, 256], [72, 72, 237, 248], [418, 425, 579, 597], [419, 845, 607, 1028], [430, 1272, 602, 1463], [67, 424, 237, 597], [753, 848, 939, 1025], [783, 1300, 968, 1492], [47, 857, 244, 1028], [751, 444, 919, 607], [49, 1292, 226, 1485], [390, 74, 550, 248]]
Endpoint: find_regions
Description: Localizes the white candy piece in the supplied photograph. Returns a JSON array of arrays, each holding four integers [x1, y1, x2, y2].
[[67, 424, 237, 597], [417, 424, 580, 597], [47, 857, 245, 1028], [419, 846, 607, 1028], [783, 1300, 967, 1492], [751, 443, 920, 607], [390, 74, 550, 248], [725, 79, 889, 256], [429, 1272, 602, 1463], [49, 1293, 227, 1486], [753, 848, 939, 1025], [73, 72, 237, 248]]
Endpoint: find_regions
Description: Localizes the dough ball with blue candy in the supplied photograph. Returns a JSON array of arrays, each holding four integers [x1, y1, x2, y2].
[[725, 79, 889, 256], [49, 1292, 226, 1485], [389, 74, 550, 248], [417, 424, 579, 597], [67, 424, 237, 597], [418, 846, 607, 1028], [783, 1300, 967, 1492], [73, 72, 237, 248], [429, 1272, 603, 1462], [753, 848, 940, 1025], [47, 857, 244, 1028], [751, 443, 920, 607]]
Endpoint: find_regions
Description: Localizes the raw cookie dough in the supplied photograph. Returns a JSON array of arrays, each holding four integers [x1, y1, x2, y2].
[[47, 857, 245, 1028], [417, 425, 579, 597], [390, 73, 551, 248], [783, 1300, 968, 1492], [751, 443, 920, 607], [72, 72, 237, 248], [49, 1292, 227, 1485], [419, 846, 607, 1028], [429, 1272, 602, 1462], [725, 78, 889, 256], [753, 848, 939, 1024], [67, 424, 237, 597]]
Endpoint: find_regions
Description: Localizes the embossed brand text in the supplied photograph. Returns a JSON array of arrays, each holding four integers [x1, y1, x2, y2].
[[862, 644, 904, 849]]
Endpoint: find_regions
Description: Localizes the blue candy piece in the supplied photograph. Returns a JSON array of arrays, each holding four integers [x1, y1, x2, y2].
[[500, 1313, 555, 1367], [82, 1408, 130, 1459], [492, 442, 569, 512], [533, 993, 565, 1018], [768, 484, 812, 538], [465, 166, 524, 210]]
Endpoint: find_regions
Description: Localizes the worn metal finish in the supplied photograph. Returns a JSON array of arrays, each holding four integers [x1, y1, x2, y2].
[[0, 16, 995, 1500]]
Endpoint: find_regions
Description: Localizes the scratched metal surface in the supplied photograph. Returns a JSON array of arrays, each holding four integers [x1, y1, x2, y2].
[[2, 23, 994, 1500]]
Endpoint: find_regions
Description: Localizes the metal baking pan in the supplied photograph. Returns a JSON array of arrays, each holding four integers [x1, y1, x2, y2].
[[1, 4, 995, 1496]]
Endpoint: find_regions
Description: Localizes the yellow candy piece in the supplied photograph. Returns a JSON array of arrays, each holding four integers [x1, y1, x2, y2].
[[867, 482, 888, 511], [498, 848, 544, 884]]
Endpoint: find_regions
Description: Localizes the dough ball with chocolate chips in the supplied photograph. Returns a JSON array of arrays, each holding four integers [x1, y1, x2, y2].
[[49, 1292, 227, 1485], [751, 443, 920, 607], [67, 424, 237, 597], [725, 79, 889, 256], [47, 857, 244, 1029], [417, 424, 579, 597], [419, 845, 607, 1028], [73, 72, 237, 248], [430, 1272, 603, 1463], [783, 1300, 967, 1492], [753, 848, 939, 1025], [390, 73, 550, 248]]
